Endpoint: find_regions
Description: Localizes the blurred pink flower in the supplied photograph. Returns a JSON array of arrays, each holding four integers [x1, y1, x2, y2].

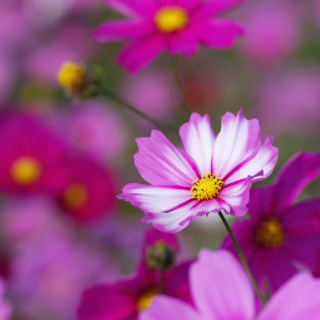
[[95, 0, 245, 73], [256, 69, 320, 134], [223, 152, 320, 291], [78, 229, 191, 320], [240, 1, 301, 65], [59, 101, 129, 162], [120, 111, 278, 233], [10, 233, 115, 320], [0, 112, 69, 195], [0, 279, 11, 320], [123, 71, 178, 125], [141, 249, 320, 320], [57, 157, 116, 222]]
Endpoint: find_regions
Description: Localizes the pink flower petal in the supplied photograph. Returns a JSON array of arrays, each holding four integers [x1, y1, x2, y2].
[[118, 36, 165, 73], [103, 0, 157, 17], [179, 113, 216, 175], [198, 20, 245, 49], [190, 250, 255, 320], [121, 183, 192, 214], [259, 274, 320, 320], [166, 29, 199, 56], [134, 130, 199, 187], [140, 295, 200, 320], [94, 20, 153, 42]]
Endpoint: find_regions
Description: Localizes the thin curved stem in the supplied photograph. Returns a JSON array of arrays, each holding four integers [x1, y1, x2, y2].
[[218, 211, 266, 305], [170, 57, 192, 114]]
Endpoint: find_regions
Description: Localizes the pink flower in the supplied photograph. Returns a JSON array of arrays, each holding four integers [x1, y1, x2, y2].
[[78, 229, 192, 320], [223, 152, 320, 291], [120, 111, 278, 233], [95, 0, 245, 73], [141, 249, 320, 320], [56, 156, 116, 222]]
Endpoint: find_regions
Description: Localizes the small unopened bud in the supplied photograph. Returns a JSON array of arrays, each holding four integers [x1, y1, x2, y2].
[[146, 241, 175, 272], [57, 61, 98, 99]]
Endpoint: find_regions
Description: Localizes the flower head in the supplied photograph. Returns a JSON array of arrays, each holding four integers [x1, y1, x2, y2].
[[78, 229, 192, 320], [120, 111, 278, 233], [95, 0, 245, 73], [141, 249, 320, 320], [223, 152, 320, 291]]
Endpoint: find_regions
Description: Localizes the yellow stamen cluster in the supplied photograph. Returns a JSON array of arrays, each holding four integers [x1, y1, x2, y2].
[[57, 62, 86, 90], [64, 183, 88, 209], [11, 157, 41, 185], [137, 290, 158, 312], [256, 218, 285, 248], [191, 174, 223, 201], [155, 6, 188, 33]]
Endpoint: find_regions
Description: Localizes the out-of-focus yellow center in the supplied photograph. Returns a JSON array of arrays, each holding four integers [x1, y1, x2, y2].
[[137, 291, 158, 312], [11, 157, 41, 185], [64, 183, 88, 209], [256, 218, 285, 248], [191, 174, 223, 201], [57, 62, 85, 89], [155, 7, 188, 33]]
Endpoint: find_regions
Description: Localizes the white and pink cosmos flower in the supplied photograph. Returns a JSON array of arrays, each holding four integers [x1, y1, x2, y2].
[[120, 111, 278, 233]]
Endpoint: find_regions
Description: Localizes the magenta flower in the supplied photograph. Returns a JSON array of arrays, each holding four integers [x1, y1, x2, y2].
[[223, 152, 320, 291], [57, 157, 116, 222], [78, 229, 192, 320], [141, 249, 320, 320], [120, 111, 278, 233], [95, 0, 245, 73], [0, 112, 68, 195]]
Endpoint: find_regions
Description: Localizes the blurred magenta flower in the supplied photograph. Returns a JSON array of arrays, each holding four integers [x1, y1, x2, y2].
[[239, 0, 300, 65], [223, 152, 320, 291], [59, 101, 129, 162], [141, 249, 320, 320], [95, 0, 245, 72], [0, 279, 12, 320], [120, 111, 278, 233], [123, 70, 178, 125], [57, 157, 116, 222], [256, 69, 320, 135], [10, 232, 115, 320], [78, 229, 191, 320], [0, 113, 68, 195]]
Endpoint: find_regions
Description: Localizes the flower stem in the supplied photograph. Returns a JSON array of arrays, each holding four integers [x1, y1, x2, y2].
[[101, 86, 177, 134], [218, 211, 266, 305], [170, 57, 192, 114]]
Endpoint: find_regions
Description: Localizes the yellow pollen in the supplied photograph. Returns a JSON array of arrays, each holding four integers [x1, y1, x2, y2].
[[57, 62, 86, 89], [137, 290, 158, 312], [64, 183, 88, 209], [256, 218, 285, 248], [11, 157, 41, 185], [155, 6, 188, 33], [191, 173, 223, 201]]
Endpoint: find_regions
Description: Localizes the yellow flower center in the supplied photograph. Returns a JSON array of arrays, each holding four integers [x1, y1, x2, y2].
[[57, 62, 86, 90], [11, 157, 41, 185], [155, 6, 188, 33], [64, 183, 88, 209], [256, 218, 285, 248], [191, 174, 223, 201], [137, 290, 158, 312]]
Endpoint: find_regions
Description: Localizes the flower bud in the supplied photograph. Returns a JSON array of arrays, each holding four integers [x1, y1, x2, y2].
[[146, 241, 175, 272]]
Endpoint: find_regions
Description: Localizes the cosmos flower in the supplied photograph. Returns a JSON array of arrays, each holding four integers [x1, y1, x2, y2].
[[57, 157, 116, 222], [120, 111, 278, 233], [95, 0, 245, 73], [78, 229, 192, 320], [0, 112, 68, 195], [223, 152, 320, 291], [141, 249, 320, 320]]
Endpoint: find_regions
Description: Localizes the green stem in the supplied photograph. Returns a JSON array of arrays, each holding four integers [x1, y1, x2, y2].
[[101, 86, 177, 134], [170, 57, 192, 114], [218, 211, 266, 305]]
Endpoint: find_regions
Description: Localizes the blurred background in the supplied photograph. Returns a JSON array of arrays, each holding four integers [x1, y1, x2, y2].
[[0, 0, 319, 319]]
